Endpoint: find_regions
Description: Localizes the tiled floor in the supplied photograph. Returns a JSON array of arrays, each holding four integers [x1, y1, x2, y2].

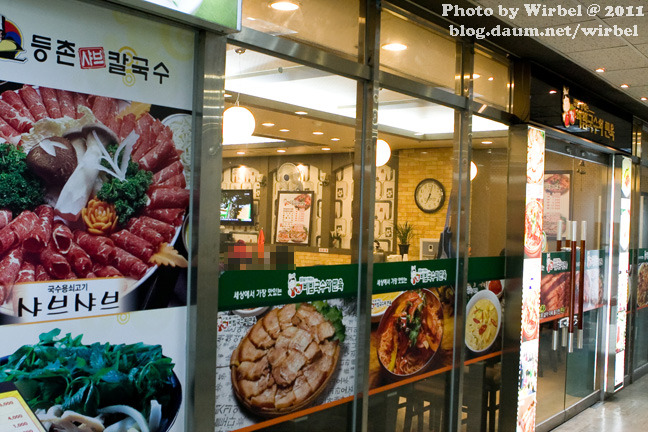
[[551, 374, 648, 432]]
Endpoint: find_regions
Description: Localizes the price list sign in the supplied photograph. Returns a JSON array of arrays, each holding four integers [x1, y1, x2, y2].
[[0, 382, 46, 432]]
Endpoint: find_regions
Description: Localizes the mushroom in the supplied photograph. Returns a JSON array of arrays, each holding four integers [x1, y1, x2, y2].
[[55, 123, 118, 221], [63, 129, 87, 162], [26, 136, 78, 186]]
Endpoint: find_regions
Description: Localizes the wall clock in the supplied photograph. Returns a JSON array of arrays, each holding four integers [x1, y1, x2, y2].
[[414, 178, 445, 213]]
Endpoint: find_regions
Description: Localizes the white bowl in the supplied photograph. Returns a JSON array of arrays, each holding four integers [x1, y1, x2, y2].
[[465, 290, 502, 353]]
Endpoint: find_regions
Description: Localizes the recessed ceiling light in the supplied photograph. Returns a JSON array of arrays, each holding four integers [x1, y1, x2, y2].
[[595, 68, 606, 73], [549, 90, 557, 94], [295, 111, 308, 115], [277, 149, 286, 153], [313, 131, 324, 135], [481, 141, 493, 144], [381, 43, 408, 51], [473, 73, 481, 79], [321, 147, 331, 151], [224, 93, 232, 98], [236, 151, 246, 155], [414, 132, 425, 136], [279, 128, 290, 132], [270, 1, 299, 11], [621, 84, 629, 88], [262, 122, 275, 127], [330, 137, 340, 141], [642, 97, 648, 101], [246, 17, 256, 21], [488, 77, 494, 81]]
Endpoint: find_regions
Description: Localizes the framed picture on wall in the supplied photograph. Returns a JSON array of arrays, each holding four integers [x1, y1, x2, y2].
[[544, 171, 571, 238], [275, 191, 314, 245]]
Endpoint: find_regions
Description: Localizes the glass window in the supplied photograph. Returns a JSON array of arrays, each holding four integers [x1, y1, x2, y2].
[[215, 45, 359, 432], [634, 164, 648, 370], [241, 0, 359, 59], [474, 49, 511, 111], [368, 89, 459, 432], [380, 9, 457, 92]]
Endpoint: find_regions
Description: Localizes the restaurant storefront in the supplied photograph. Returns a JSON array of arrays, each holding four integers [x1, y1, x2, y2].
[[0, 1, 646, 432]]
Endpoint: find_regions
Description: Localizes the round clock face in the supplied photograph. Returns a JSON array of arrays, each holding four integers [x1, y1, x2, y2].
[[415, 178, 445, 213]]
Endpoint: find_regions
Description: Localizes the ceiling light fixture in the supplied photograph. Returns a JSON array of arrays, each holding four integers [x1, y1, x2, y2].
[[279, 128, 290, 132], [642, 97, 648, 101], [330, 137, 340, 141], [488, 77, 494, 81], [270, 1, 300, 11], [470, 161, 478, 181], [595, 68, 606, 73], [549, 90, 558, 94], [236, 151, 246, 155], [277, 149, 286, 153], [295, 111, 308, 115], [321, 147, 331, 151], [621, 84, 629, 88], [376, 139, 391, 167], [473, 73, 481, 79], [224, 93, 232, 98], [223, 106, 255, 143], [481, 141, 492, 144], [261, 122, 275, 127], [381, 42, 408, 51], [312, 131, 324, 135]]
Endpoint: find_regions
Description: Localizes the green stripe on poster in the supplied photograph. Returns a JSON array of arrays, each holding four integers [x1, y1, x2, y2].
[[218, 264, 357, 310], [373, 259, 455, 294], [467, 256, 505, 283]]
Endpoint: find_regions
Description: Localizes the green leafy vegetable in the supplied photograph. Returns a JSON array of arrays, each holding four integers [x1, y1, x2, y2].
[[0, 329, 175, 418], [0, 143, 44, 215], [97, 144, 152, 225], [312, 300, 346, 342]]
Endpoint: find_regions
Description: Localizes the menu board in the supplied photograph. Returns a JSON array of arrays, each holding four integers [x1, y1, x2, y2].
[[0, 1, 194, 431], [543, 173, 570, 238], [0, 0, 194, 325], [517, 126, 545, 432], [275, 191, 313, 246], [0, 382, 46, 432], [216, 264, 357, 431]]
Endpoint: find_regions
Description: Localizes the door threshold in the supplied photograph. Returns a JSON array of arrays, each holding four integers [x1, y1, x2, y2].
[[536, 391, 600, 432]]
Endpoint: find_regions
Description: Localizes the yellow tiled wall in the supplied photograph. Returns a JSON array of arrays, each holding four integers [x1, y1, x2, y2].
[[396, 148, 453, 259], [295, 252, 352, 267]]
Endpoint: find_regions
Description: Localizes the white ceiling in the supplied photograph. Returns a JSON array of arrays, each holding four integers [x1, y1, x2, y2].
[[470, 0, 648, 101]]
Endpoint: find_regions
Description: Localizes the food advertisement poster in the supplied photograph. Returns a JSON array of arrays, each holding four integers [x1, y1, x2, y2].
[[543, 173, 570, 238], [0, 306, 188, 432], [518, 126, 544, 432], [636, 249, 648, 309], [275, 192, 313, 246], [0, 0, 194, 325], [141, 0, 240, 30], [216, 264, 357, 431]]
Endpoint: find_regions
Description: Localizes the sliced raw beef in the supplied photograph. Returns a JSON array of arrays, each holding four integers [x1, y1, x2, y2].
[[93, 264, 122, 278], [52, 222, 74, 254], [66, 243, 93, 278], [18, 85, 48, 121], [74, 231, 116, 265], [127, 218, 164, 247], [153, 160, 183, 184], [23, 205, 54, 253], [140, 208, 185, 226], [1, 90, 34, 122], [56, 89, 76, 118], [107, 115, 123, 136], [129, 216, 175, 242], [9, 211, 41, 251], [39, 87, 62, 119], [0, 116, 20, 144], [111, 230, 155, 262], [34, 264, 49, 281], [119, 113, 137, 140], [0, 210, 12, 230], [91, 96, 117, 125], [0, 248, 23, 304], [112, 247, 148, 279], [147, 186, 190, 210], [158, 174, 186, 189], [0, 225, 17, 255], [132, 121, 163, 161], [73, 92, 90, 118], [15, 261, 35, 284], [0, 99, 33, 133], [40, 244, 71, 279], [138, 138, 176, 172]]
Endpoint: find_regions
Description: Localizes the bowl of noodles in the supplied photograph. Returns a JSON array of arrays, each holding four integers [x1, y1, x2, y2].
[[465, 290, 501, 353], [376, 289, 443, 377]]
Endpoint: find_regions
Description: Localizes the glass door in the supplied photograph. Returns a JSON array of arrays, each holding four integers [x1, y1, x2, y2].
[[536, 142, 611, 426]]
